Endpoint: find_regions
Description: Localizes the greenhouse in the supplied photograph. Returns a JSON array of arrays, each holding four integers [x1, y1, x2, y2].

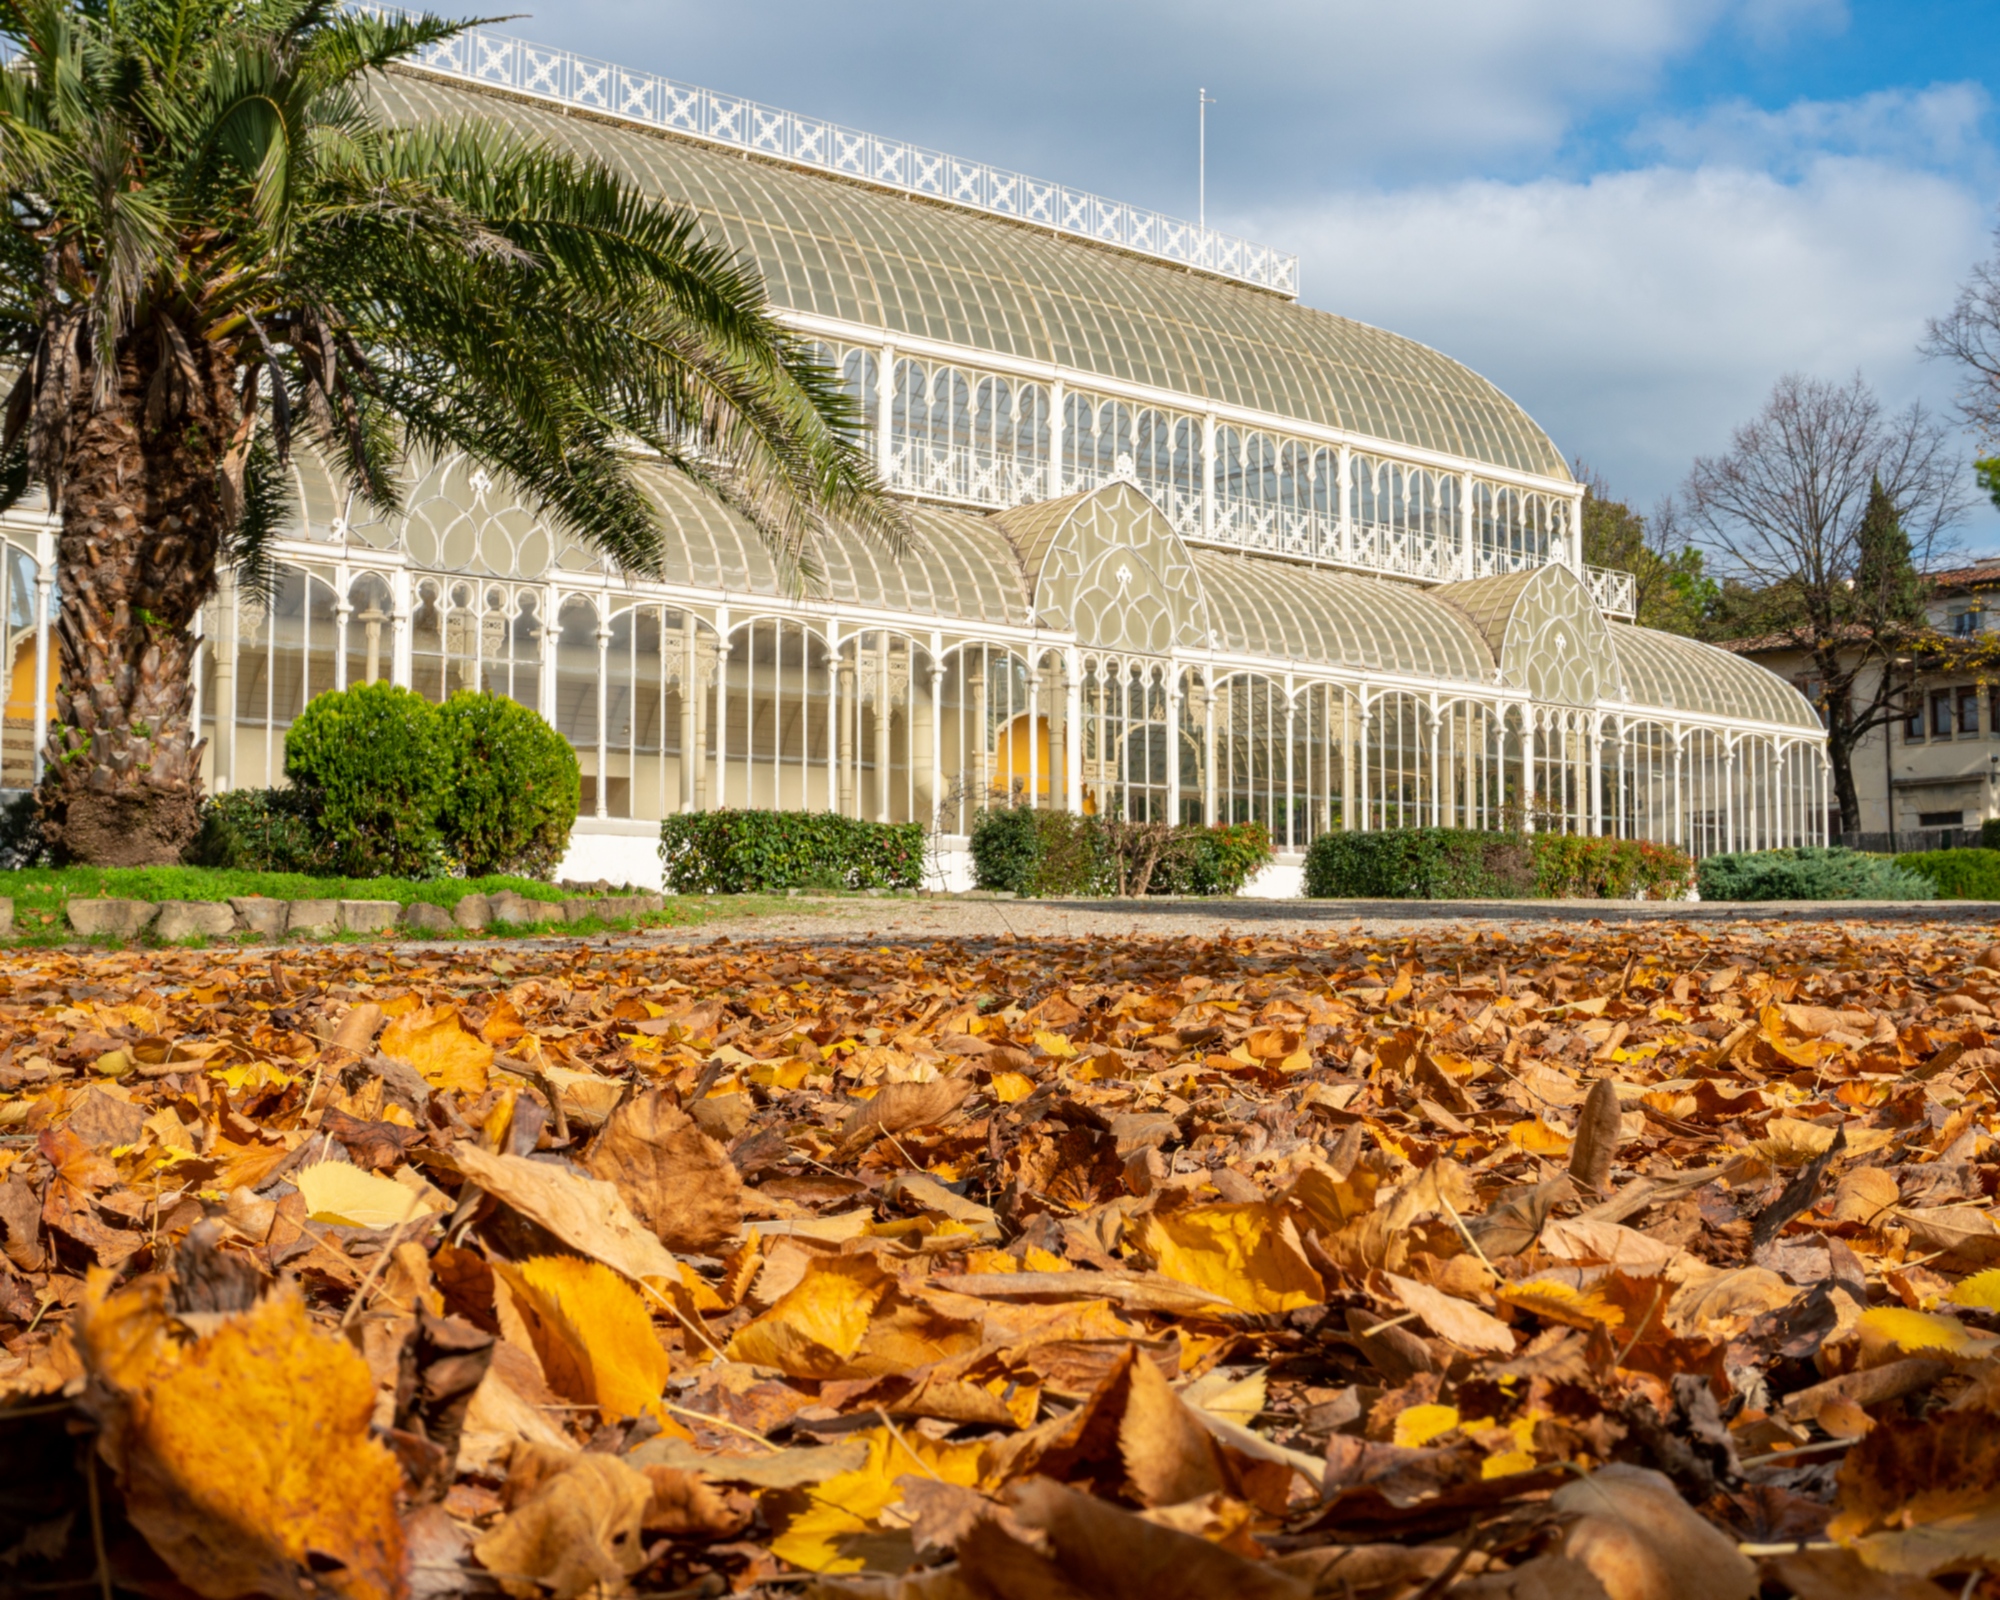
[[0, 21, 1830, 889]]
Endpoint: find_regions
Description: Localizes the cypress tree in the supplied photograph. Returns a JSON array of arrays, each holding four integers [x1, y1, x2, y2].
[[1852, 476, 1924, 625]]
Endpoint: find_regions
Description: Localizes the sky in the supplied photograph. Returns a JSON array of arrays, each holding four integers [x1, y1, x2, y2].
[[437, 0, 2000, 554]]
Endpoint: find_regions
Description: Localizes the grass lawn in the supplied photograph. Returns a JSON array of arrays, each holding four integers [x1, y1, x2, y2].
[[0, 865, 801, 944]]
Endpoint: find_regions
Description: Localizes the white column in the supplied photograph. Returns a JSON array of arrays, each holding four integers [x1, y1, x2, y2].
[[875, 637, 891, 821], [1337, 445, 1353, 565], [209, 568, 235, 792], [1066, 652, 1085, 816], [1025, 655, 1040, 809], [334, 594, 351, 692], [928, 656, 944, 830], [1724, 743, 1738, 853], [837, 646, 855, 816], [595, 617, 612, 819], [1672, 731, 1685, 849], [390, 570, 413, 688], [713, 631, 731, 812], [1460, 473, 1475, 580], [679, 623, 697, 813], [1048, 380, 1066, 500], [1520, 706, 1537, 833], [1427, 695, 1442, 827], [878, 345, 897, 485], [1202, 414, 1218, 539], [823, 624, 840, 813], [1588, 713, 1603, 835], [1355, 696, 1372, 831], [1166, 669, 1183, 825], [1283, 679, 1296, 850]]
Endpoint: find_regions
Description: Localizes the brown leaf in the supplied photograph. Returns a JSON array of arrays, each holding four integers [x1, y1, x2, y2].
[[1383, 1273, 1515, 1355], [452, 1142, 679, 1283], [836, 1077, 973, 1155], [1568, 1078, 1623, 1195], [583, 1089, 743, 1254], [1554, 1465, 1757, 1600], [473, 1444, 652, 1600], [1118, 1346, 1232, 1506]]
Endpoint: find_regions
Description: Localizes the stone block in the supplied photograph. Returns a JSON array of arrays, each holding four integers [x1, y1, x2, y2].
[[488, 890, 547, 926], [68, 899, 158, 939], [451, 893, 491, 930], [229, 897, 288, 936], [0, 897, 13, 935], [401, 901, 453, 934], [286, 899, 341, 936], [153, 900, 236, 941], [562, 899, 596, 924], [339, 900, 400, 934]]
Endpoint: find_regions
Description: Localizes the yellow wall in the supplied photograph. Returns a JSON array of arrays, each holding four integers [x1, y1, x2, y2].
[[6, 637, 50, 721], [993, 713, 1051, 801]]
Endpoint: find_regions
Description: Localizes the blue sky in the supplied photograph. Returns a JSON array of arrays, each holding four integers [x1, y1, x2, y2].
[[440, 1, 2000, 552]]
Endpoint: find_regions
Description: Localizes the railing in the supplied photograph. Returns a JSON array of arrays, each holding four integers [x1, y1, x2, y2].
[[888, 442, 1042, 509], [364, 10, 1301, 297], [1586, 564, 1637, 620]]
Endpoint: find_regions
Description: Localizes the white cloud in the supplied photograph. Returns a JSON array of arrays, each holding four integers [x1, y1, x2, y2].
[[1634, 83, 1995, 178], [1270, 153, 1996, 538]]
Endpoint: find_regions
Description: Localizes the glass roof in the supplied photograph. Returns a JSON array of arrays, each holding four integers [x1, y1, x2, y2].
[[370, 72, 1571, 482], [1195, 551, 1499, 683], [1612, 625, 1820, 730]]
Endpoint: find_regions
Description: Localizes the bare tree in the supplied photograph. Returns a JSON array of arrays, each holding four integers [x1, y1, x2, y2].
[[1924, 247, 2000, 441], [1682, 373, 1971, 833]]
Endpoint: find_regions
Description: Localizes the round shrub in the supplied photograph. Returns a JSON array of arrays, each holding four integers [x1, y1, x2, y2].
[[284, 683, 448, 877], [1696, 846, 1935, 902], [436, 692, 580, 879]]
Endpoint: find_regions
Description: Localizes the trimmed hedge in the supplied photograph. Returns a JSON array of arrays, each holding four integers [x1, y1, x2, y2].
[[968, 809, 1272, 897], [1303, 828, 1693, 900], [1897, 848, 2000, 900], [284, 683, 448, 877], [1697, 846, 1935, 902], [659, 810, 924, 894], [436, 691, 581, 879]]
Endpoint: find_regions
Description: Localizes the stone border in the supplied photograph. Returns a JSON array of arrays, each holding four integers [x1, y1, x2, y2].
[[54, 891, 665, 940]]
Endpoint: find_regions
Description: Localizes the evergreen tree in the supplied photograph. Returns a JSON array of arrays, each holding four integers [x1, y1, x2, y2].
[[1850, 477, 1924, 625]]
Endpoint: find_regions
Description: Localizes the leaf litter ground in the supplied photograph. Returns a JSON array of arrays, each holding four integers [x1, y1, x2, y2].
[[6, 920, 2000, 1598]]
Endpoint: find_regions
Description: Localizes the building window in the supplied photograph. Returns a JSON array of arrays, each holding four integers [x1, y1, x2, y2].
[[1960, 685, 1981, 736], [1907, 696, 1926, 741], [1919, 809, 1965, 827], [1954, 608, 1983, 636], [1932, 690, 1953, 738]]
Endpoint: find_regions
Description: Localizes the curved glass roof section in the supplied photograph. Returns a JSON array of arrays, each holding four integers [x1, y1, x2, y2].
[[370, 72, 1570, 481], [1195, 552, 1498, 684], [1613, 625, 1820, 730]]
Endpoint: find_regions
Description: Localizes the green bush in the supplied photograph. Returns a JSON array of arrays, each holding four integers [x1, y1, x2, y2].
[[284, 683, 450, 877], [1980, 818, 2000, 851], [970, 808, 1269, 896], [1897, 848, 2000, 900], [1532, 835, 1694, 900], [1697, 846, 1935, 902], [1304, 829, 1536, 899], [435, 692, 580, 880], [189, 787, 330, 873], [1303, 828, 1693, 900], [660, 809, 924, 894]]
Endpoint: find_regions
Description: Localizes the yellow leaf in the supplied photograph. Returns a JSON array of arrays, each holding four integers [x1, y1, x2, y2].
[[768, 1426, 986, 1574], [1135, 1203, 1324, 1315], [292, 1162, 437, 1229], [1857, 1306, 1975, 1360], [1032, 1029, 1076, 1059], [1394, 1403, 1460, 1447], [1507, 1118, 1572, 1155], [1753, 1115, 1843, 1167], [749, 1059, 811, 1090], [494, 1255, 674, 1423], [1950, 1269, 2000, 1310], [1483, 1449, 1540, 1478], [380, 1005, 491, 1094], [1021, 1244, 1069, 1273], [74, 1273, 404, 1600], [1499, 1278, 1623, 1329], [989, 1070, 1036, 1103], [727, 1255, 893, 1378]]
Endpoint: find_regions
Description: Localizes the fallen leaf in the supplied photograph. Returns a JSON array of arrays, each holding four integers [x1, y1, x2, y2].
[[382, 1004, 493, 1093], [453, 1142, 679, 1283], [492, 1255, 674, 1422], [1554, 1464, 1757, 1600], [583, 1089, 743, 1254], [1135, 1204, 1323, 1315], [1385, 1274, 1515, 1354], [473, 1444, 652, 1599]]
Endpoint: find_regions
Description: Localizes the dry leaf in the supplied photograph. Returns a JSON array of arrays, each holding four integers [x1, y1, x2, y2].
[[583, 1089, 743, 1254], [492, 1255, 674, 1422], [1554, 1465, 1758, 1600], [1568, 1078, 1623, 1194], [473, 1445, 652, 1599], [1384, 1273, 1515, 1354], [76, 1273, 404, 1600], [453, 1143, 679, 1283], [1136, 1204, 1323, 1315], [381, 1004, 493, 1093]]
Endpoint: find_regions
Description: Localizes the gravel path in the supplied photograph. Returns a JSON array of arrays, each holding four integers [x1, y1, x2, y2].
[[608, 894, 2000, 951]]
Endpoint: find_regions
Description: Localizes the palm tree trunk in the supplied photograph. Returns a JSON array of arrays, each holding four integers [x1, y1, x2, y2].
[[38, 335, 230, 865]]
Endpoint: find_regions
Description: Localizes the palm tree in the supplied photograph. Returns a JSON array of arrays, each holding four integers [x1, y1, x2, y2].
[[0, 0, 894, 864]]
